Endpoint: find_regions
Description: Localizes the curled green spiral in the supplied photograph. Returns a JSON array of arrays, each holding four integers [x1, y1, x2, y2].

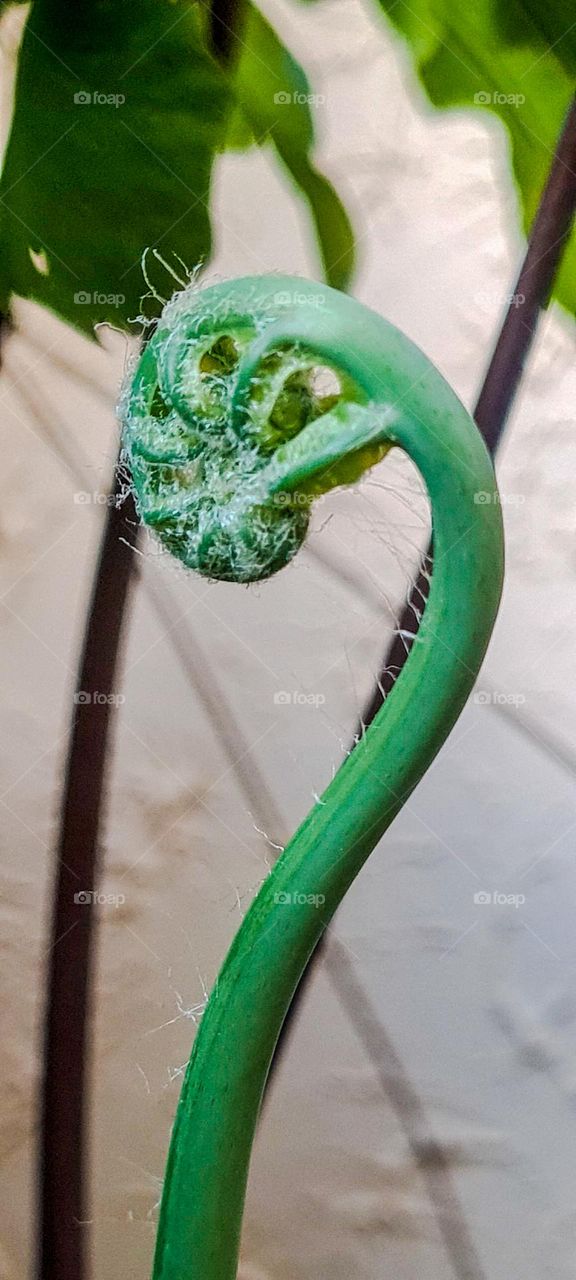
[[122, 277, 393, 582], [122, 275, 504, 1280]]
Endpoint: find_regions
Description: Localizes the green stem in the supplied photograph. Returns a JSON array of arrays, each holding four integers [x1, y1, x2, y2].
[[147, 279, 504, 1280]]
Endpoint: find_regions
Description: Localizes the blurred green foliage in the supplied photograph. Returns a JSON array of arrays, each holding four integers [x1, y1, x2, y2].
[[375, 0, 576, 314], [0, 0, 573, 336], [0, 0, 353, 336]]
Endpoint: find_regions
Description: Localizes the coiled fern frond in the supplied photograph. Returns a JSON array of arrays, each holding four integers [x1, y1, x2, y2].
[[122, 277, 403, 582], [121, 275, 504, 1280]]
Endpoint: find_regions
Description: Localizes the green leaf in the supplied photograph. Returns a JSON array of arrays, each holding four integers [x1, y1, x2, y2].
[[374, 0, 576, 315], [231, 3, 355, 290], [0, 0, 231, 336]]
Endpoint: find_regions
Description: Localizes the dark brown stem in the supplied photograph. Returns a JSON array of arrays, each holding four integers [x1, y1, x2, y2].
[[266, 92, 576, 1100], [39, 471, 139, 1280], [475, 94, 576, 450]]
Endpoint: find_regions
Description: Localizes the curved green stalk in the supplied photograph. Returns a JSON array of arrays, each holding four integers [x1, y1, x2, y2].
[[122, 275, 504, 1280]]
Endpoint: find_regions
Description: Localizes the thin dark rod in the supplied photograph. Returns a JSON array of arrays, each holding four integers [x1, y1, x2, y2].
[[38, 471, 138, 1280]]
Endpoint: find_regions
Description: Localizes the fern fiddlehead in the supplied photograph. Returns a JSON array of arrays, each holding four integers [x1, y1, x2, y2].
[[122, 275, 504, 1280]]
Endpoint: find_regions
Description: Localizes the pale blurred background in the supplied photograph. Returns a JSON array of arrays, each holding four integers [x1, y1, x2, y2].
[[2, 1, 576, 1278]]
